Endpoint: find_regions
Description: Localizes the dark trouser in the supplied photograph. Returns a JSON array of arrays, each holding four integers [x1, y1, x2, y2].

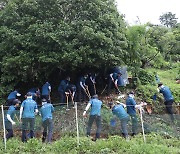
[[59, 92, 65, 103], [87, 115, 101, 139], [77, 87, 87, 102], [41, 95, 49, 101], [129, 114, 138, 135], [88, 84, 96, 96], [22, 118, 35, 142], [42, 118, 53, 143], [5, 121, 13, 140], [107, 78, 118, 96], [120, 116, 129, 138], [165, 100, 174, 122]]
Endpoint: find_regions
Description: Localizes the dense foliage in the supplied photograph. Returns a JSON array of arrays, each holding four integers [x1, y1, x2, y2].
[[0, 0, 179, 104], [0, 134, 180, 153], [0, 0, 128, 96]]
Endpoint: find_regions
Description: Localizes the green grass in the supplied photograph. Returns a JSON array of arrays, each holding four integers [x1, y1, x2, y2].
[[0, 134, 180, 154], [146, 66, 180, 102]]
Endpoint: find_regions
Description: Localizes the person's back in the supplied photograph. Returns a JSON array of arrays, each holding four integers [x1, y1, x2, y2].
[[160, 86, 174, 101], [8, 91, 17, 100], [126, 96, 136, 115], [40, 103, 54, 122], [58, 80, 69, 93], [112, 104, 129, 120], [90, 98, 102, 116], [42, 82, 51, 95], [22, 98, 37, 118]]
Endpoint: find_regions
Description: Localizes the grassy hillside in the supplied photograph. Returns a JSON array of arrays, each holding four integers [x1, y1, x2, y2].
[[146, 65, 180, 102], [0, 134, 180, 154]]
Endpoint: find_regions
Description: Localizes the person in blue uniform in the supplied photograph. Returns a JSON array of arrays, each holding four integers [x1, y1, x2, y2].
[[28, 88, 41, 101], [158, 83, 175, 122], [86, 73, 96, 96], [107, 72, 122, 95], [77, 74, 89, 102], [7, 90, 21, 106], [126, 91, 138, 136], [65, 84, 77, 105], [58, 76, 70, 103], [20, 92, 38, 142], [42, 82, 51, 100], [40, 99, 54, 143], [5, 99, 20, 140], [108, 101, 129, 139], [83, 95, 102, 140], [126, 91, 146, 136]]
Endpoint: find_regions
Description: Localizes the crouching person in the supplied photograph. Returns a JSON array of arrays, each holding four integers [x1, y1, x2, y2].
[[40, 99, 54, 143], [83, 95, 102, 141], [108, 101, 129, 139], [5, 99, 20, 140]]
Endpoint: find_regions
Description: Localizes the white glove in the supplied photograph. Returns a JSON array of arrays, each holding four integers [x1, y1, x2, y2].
[[12, 121, 16, 125], [157, 88, 160, 92], [83, 111, 86, 116]]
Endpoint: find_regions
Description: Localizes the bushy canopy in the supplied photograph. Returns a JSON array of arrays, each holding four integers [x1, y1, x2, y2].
[[0, 0, 128, 96]]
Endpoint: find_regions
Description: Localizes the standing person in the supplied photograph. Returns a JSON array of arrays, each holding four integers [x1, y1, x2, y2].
[[126, 91, 145, 136], [107, 72, 122, 96], [7, 90, 21, 106], [108, 101, 129, 139], [28, 87, 41, 102], [42, 82, 51, 100], [83, 95, 102, 141], [20, 92, 38, 142], [86, 73, 96, 96], [40, 99, 54, 143], [58, 76, 70, 103], [77, 74, 89, 102], [5, 99, 20, 140], [157, 83, 175, 122]]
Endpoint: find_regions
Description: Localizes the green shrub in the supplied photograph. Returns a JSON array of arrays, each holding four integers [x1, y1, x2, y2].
[[136, 84, 157, 104], [136, 69, 155, 85], [0, 134, 180, 153]]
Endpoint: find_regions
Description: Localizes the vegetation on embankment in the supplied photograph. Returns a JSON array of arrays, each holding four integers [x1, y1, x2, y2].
[[0, 134, 180, 154]]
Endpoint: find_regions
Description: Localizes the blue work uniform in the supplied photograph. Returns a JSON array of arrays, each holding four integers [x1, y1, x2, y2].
[[28, 88, 40, 101], [126, 96, 138, 135], [159, 86, 174, 122], [40, 103, 54, 143], [66, 84, 77, 104], [112, 104, 129, 137], [5, 105, 16, 139], [42, 82, 51, 100], [58, 80, 70, 103], [159, 86, 174, 102], [126, 96, 136, 115], [21, 98, 38, 142], [7, 91, 20, 106], [107, 72, 120, 95], [87, 98, 102, 139]]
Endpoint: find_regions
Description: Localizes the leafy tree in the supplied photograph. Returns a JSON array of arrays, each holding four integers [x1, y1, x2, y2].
[[125, 25, 160, 69], [159, 12, 178, 28], [0, 0, 128, 98], [147, 24, 180, 62]]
